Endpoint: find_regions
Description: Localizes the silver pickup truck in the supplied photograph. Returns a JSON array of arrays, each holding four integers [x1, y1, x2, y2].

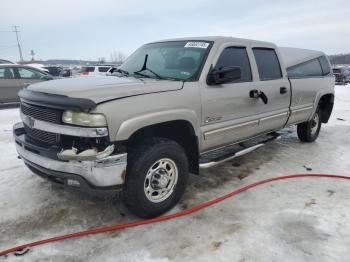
[[13, 37, 334, 218]]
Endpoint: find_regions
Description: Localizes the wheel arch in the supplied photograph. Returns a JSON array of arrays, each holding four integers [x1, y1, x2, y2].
[[308, 91, 334, 124], [317, 93, 334, 123], [117, 111, 201, 174]]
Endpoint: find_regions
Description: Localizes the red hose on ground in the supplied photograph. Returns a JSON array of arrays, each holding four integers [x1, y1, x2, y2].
[[0, 173, 349, 257]]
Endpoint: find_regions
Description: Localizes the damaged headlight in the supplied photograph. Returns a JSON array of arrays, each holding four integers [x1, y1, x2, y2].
[[58, 144, 115, 161], [62, 111, 107, 127]]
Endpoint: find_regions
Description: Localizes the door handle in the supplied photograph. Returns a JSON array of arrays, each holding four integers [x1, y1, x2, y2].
[[280, 87, 287, 94], [249, 89, 268, 104], [249, 89, 260, 99]]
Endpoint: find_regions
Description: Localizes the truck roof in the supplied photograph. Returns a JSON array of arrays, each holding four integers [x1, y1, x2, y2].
[[150, 36, 276, 48], [279, 47, 324, 68], [151, 36, 326, 69]]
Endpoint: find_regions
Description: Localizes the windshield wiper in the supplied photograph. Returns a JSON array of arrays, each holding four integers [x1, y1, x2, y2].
[[134, 54, 163, 80], [134, 69, 163, 79]]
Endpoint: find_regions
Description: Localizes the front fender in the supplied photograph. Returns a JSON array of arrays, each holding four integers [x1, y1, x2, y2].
[[115, 109, 201, 141]]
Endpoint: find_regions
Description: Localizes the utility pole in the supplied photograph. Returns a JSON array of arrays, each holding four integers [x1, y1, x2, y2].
[[13, 25, 23, 62]]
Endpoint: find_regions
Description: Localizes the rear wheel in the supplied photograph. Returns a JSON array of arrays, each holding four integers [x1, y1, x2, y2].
[[297, 107, 322, 142], [123, 137, 189, 218]]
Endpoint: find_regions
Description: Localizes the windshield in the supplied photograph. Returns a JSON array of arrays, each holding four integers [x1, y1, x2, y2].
[[119, 41, 212, 81]]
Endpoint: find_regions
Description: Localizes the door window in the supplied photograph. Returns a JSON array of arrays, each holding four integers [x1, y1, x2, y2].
[[18, 67, 45, 79], [252, 48, 282, 81], [98, 67, 111, 72], [0, 67, 15, 79], [215, 47, 252, 82]]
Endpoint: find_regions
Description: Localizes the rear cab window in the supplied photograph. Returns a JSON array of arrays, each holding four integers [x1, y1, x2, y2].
[[287, 58, 324, 78], [215, 47, 252, 82], [318, 56, 330, 75], [252, 48, 282, 81]]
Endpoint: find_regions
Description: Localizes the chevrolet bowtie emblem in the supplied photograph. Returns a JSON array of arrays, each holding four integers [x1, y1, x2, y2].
[[26, 116, 35, 128]]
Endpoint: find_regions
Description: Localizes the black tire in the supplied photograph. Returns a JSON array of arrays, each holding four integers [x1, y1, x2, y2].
[[297, 107, 322, 142], [123, 137, 189, 218]]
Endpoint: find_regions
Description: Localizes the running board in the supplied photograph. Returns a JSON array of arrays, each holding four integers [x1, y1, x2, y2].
[[199, 134, 281, 169]]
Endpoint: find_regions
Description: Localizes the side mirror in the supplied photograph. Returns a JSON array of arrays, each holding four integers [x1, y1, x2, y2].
[[207, 66, 241, 85], [107, 67, 117, 75]]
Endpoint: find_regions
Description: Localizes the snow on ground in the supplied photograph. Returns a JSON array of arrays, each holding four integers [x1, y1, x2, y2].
[[0, 85, 350, 262]]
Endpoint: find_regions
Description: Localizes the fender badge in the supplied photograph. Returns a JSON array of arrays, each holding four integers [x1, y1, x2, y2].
[[205, 116, 223, 123]]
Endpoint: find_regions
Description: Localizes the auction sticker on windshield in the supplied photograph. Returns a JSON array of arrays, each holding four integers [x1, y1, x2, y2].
[[184, 42, 209, 48]]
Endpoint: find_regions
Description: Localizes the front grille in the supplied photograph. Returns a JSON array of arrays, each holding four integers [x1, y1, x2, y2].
[[24, 124, 58, 145], [21, 102, 61, 124]]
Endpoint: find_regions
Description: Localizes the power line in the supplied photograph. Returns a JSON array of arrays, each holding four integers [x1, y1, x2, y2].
[[0, 45, 17, 50], [13, 25, 23, 62]]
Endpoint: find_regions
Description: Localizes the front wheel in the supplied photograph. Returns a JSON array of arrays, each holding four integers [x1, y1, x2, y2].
[[297, 107, 322, 142], [123, 137, 189, 218]]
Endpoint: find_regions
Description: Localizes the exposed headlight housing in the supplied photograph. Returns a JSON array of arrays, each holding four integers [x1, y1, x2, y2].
[[62, 111, 107, 127]]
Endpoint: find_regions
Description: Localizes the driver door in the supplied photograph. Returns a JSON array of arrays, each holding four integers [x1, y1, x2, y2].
[[201, 45, 262, 150]]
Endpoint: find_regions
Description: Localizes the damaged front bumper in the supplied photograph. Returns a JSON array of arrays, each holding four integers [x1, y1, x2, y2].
[[13, 122, 127, 195]]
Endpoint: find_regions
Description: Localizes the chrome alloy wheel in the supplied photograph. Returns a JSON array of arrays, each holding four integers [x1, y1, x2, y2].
[[310, 112, 320, 135], [144, 158, 178, 203]]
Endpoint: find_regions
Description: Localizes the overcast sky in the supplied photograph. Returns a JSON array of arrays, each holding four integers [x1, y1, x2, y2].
[[1, 0, 349, 62]]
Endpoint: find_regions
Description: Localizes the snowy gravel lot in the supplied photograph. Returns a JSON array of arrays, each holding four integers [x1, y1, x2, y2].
[[0, 85, 350, 262]]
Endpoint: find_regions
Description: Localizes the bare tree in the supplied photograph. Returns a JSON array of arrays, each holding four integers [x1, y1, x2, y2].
[[110, 51, 126, 64], [117, 52, 126, 62], [328, 53, 350, 65], [98, 57, 106, 64]]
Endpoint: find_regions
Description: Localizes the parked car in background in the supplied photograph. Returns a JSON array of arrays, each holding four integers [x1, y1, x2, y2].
[[0, 59, 14, 64], [43, 66, 63, 77], [59, 68, 73, 77], [0, 64, 53, 104], [78, 65, 113, 76], [333, 66, 350, 84]]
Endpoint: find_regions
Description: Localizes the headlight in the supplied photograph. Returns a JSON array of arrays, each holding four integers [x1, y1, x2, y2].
[[62, 111, 107, 127]]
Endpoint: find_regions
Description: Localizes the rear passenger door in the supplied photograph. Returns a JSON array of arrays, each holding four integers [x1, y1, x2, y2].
[[0, 67, 22, 103], [251, 47, 291, 133]]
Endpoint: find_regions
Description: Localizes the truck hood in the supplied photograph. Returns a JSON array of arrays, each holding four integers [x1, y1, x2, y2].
[[28, 76, 184, 104]]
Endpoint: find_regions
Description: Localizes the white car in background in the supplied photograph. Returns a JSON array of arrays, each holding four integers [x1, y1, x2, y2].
[[78, 65, 113, 76]]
